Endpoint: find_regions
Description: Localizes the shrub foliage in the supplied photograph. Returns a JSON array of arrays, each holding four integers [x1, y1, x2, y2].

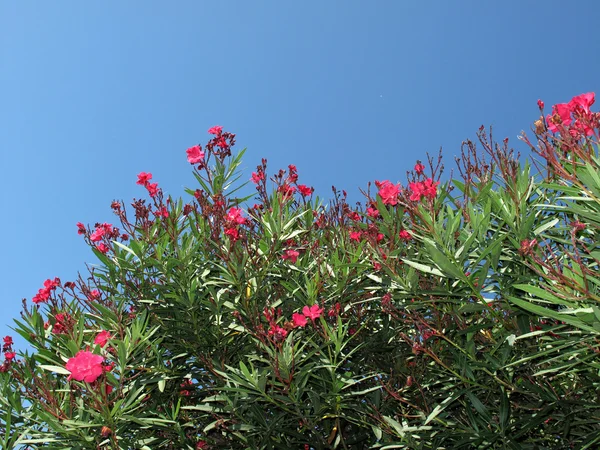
[[1, 95, 600, 449]]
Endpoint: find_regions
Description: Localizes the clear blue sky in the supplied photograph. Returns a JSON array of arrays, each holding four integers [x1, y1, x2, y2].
[[1, 1, 599, 343]]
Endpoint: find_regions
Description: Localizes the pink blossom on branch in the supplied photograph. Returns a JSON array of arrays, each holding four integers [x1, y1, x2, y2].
[[136, 172, 152, 186], [292, 313, 308, 328], [76, 222, 86, 235], [297, 184, 313, 196], [94, 330, 112, 347], [375, 180, 400, 206], [208, 125, 223, 135], [302, 304, 324, 321], [65, 351, 105, 383], [282, 249, 300, 263], [186, 145, 205, 164]]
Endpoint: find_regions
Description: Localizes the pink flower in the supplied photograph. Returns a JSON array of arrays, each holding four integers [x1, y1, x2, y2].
[[302, 304, 324, 321], [88, 289, 101, 301], [251, 171, 265, 184], [282, 249, 300, 263], [399, 229, 411, 241], [414, 163, 425, 175], [77, 222, 86, 235], [146, 182, 159, 198], [422, 178, 440, 199], [4, 351, 16, 362], [350, 231, 362, 242], [366, 207, 379, 218], [268, 324, 288, 341], [547, 103, 573, 133], [408, 181, 424, 201], [94, 330, 111, 347], [90, 227, 106, 242], [224, 227, 240, 241], [278, 184, 297, 199], [32, 278, 60, 304], [136, 172, 152, 186], [298, 185, 313, 196], [292, 313, 307, 328], [186, 145, 205, 164], [569, 92, 595, 114], [208, 125, 223, 135], [97, 243, 109, 254], [3, 336, 13, 347], [376, 180, 400, 206], [537, 99, 544, 110], [227, 207, 247, 225], [216, 136, 228, 149], [154, 206, 169, 218], [66, 351, 105, 383]]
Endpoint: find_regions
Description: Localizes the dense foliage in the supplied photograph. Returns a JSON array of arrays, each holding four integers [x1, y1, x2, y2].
[[1, 95, 600, 449]]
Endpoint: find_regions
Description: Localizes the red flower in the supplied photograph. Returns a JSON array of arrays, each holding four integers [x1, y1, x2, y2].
[[350, 231, 362, 242], [226, 207, 247, 225], [52, 313, 73, 335], [399, 229, 411, 241], [90, 227, 105, 242], [546, 103, 573, 133], [3, 336, 13, 347], [268, 324, 288, 341], [208, 125, 223, 135], [4, 351, 16, 362], [196, 440, 208, 449], [97, 243, 109, 254], [136, 172, 152, 186], [186, 145, 205, 164], [366, 207, 379, 218], [154, 206, 169, 218], [94, 330, 112, 348], [422, 178, 440, 199], [224, 227, 240, 241], [251, 171, 265, 184], [216, 136, 228, 149], [414, 162, 425, 174], [32, 278, 60, 304], [292, 313, 307, 328], [569, 92, 595, 114], [65, 351, 105, 383], [537, 99, 544, 110], [76, 222, 86, 235], [282, 249, 300, 263], [298, 184, 313, 196], [278, 184, 296, 199], [376, 180, 400, 206], [302, 304, 324, 321], [146, 182, 159, 198], [88, 289, 101, 301]]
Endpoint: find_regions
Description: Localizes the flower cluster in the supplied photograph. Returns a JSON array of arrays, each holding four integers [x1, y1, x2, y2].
[[136, 171, 161, 198], [408, 178, 439, 202], [88, 222, 121, 254], [224, 207, 247, 242], [1, 335, 15, 372], [32, 277, 61, 304], [545, 92, 597, 137], [45, 312, 74, 335]]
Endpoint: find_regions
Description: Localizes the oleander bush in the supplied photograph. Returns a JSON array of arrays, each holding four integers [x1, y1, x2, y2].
[[1, 95, 600, 449]]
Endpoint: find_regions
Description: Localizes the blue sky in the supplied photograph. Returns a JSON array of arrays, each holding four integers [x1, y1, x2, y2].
[[1, 1, 599, 343]]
